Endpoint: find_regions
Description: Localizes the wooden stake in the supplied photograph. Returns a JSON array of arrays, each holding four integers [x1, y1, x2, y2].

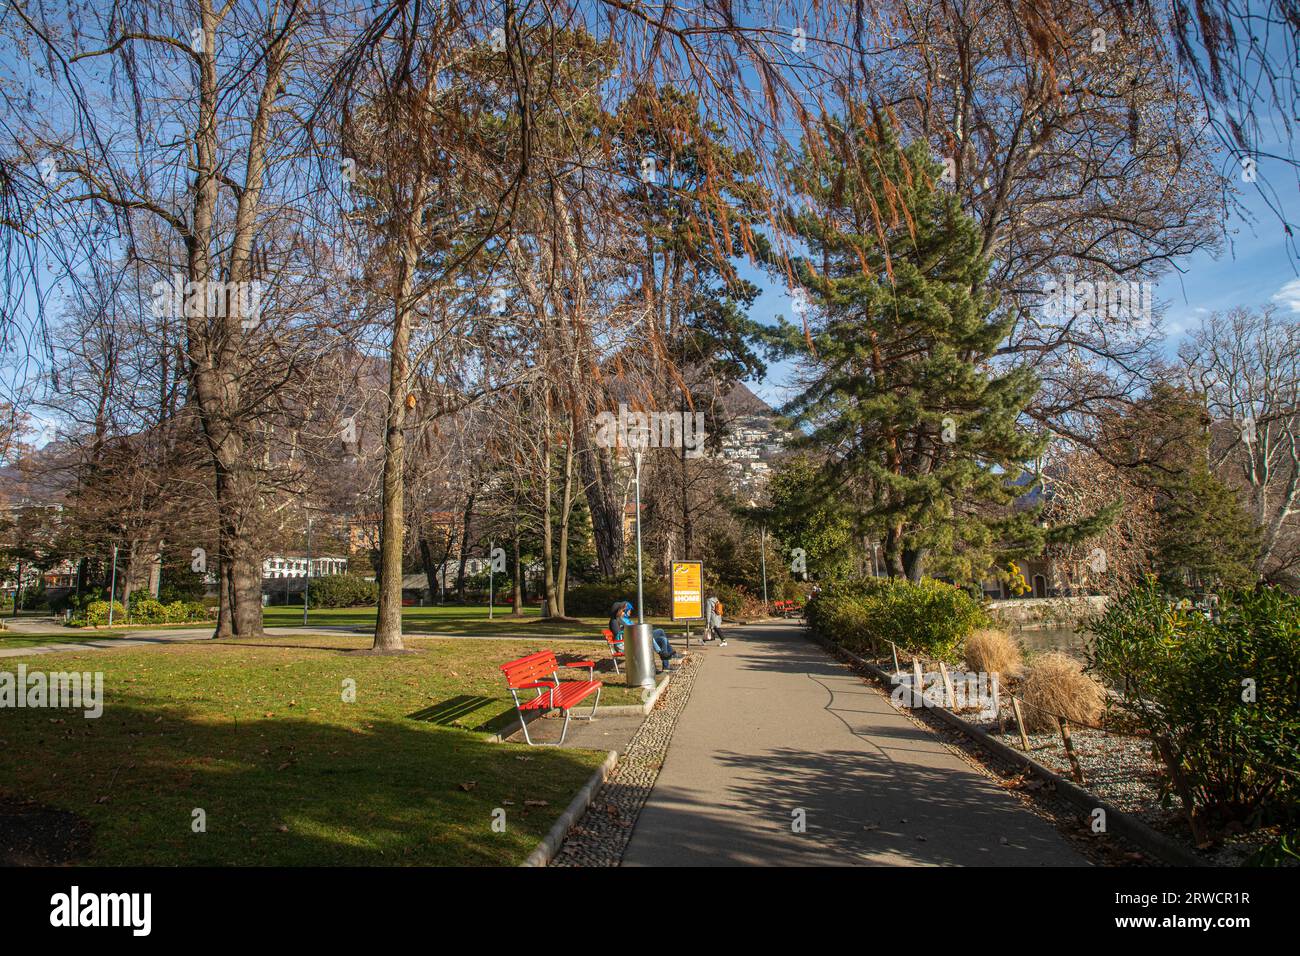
[[890, 642, 900, 675], [1010, 697, 1031, 750], [912, 657, 925, 708], [1057, 717, 1086, 784], [993, 674, 1005, 732], [938, 661, 957, 709]]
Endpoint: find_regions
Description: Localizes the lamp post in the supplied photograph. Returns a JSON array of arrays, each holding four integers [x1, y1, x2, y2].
[[107, 544, 119, 626], [622, 442, 655, 690], [303, 516, 312, 626], [488, 540, 495, 621], [634, 451, 644, 623], [760, 524, 768, 610]]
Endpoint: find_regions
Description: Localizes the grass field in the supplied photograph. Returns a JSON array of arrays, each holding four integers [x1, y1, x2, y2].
[[0, 603, 697, 648], [261, 603, 694, 638], [0, 633, 640, 865]]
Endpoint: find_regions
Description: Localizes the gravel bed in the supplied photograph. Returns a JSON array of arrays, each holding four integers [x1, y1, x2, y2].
[[860, 649, 1285, 867], [550, 654, 702, 867]]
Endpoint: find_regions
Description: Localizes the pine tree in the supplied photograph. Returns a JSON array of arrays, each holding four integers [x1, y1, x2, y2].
[[777, 110, 1045, 583], [1108, 383, 1260, 592]]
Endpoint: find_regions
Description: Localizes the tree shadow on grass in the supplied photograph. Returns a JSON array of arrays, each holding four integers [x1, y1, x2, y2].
[[0, 701, 605, 866]]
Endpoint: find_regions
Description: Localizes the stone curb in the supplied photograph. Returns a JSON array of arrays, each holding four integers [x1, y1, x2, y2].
[[487, 671, 671, 743], [812, 634, 1205, 868], [520, 750, 619, 867]]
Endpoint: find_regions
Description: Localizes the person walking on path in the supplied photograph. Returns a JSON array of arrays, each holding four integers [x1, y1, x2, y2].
[[705, 595, 727, 646]]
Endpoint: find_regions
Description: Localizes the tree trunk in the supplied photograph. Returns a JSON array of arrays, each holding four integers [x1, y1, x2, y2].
[[555, 432, 575, 617], [511, 525, 524, 616], [373, 267, 415, 652], [418, 532, 438, 606], [884, 524, 906, 578], [576, 420, 623, 577], [213, 458, 264, 638], [903, 546, 928, 583], [455, 491, 476, 602]]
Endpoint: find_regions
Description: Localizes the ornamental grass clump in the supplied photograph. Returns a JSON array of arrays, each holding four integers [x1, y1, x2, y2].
[[1019, 651, 1106, 733], [963, 628, 1024, 678]]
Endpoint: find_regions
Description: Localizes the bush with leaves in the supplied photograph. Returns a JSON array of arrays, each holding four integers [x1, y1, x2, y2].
[[307, 574, 379, 609], [806, 576, 990, 661], [128, 598, 168, 623], [565, 576, 669, 619], [73, 600, 126, 627], [1088, 577, 1300, 835]]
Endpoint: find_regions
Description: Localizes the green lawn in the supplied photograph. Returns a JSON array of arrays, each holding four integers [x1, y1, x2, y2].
[[0, 634, 640, 865], [0, 632, 132, 649], [262, 603, 695, 638]]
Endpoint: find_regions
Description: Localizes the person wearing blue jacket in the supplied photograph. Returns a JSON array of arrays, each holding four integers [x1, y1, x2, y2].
[[608, 600, 680, 671]]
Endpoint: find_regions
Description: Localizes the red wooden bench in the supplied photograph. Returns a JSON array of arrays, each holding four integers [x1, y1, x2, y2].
[[601, 628, 625, 674], [500, 650, 601, 746]]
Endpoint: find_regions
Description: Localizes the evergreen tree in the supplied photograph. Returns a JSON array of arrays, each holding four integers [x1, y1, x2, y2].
[[776, 110, 1045, 583], [761, 453, 857, 582], [1109, 384, 1260, 592]]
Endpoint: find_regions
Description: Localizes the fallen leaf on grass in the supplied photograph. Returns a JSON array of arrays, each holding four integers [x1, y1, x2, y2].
[[459, 781, 477, 791]]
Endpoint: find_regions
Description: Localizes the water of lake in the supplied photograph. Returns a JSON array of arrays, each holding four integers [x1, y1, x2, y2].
[[1014, 625, 1090, 658]]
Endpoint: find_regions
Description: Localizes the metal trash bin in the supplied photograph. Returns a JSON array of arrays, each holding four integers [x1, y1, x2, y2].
[[624, 623, 657, 691]]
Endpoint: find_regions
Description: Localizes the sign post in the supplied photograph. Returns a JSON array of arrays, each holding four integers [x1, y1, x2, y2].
[[670, 560, 704, 649]]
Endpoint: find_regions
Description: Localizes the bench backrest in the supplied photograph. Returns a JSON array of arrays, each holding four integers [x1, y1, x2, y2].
[[501, 650, 559, 689]]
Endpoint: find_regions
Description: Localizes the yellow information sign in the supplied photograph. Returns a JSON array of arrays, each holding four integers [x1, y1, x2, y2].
[[671, 561, 704, 621]]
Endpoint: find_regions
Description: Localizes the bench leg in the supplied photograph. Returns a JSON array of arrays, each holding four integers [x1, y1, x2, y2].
[[516, 707, 535, 746], [611, 655, 620, 675], [581, 685, 601, 721], [556, 707, 572, 746]]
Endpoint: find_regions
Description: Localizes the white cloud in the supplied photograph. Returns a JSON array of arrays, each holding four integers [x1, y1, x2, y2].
[[1271, 278, 1300, 313]]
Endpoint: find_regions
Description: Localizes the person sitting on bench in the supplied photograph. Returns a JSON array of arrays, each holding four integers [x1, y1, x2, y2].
[[608, 600, 680, 671]]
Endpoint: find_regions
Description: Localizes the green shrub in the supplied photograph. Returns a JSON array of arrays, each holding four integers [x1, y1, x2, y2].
[[128, 598, 167, 623], [710, 582, 766, 622], [806, 576, 989, 661], [1088, 577, 1300, 832], [308, 574, 379, 608], [157, 600, 211, 623], [565, 577, 668, 618], [75, 600, 127, 626]]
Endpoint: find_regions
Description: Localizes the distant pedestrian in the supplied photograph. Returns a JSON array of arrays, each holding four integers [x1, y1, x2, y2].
[[706, 595, 727, 646]]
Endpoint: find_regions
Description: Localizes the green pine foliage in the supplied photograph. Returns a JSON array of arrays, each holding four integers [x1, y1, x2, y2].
[[775, 110, 1044, 583]]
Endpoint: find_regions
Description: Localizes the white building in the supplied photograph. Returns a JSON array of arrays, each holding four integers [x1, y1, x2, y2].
[[262, 555, 348, 579]]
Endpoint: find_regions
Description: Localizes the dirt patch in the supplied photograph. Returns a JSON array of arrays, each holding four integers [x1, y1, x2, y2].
[[0, 795, 92, 865]]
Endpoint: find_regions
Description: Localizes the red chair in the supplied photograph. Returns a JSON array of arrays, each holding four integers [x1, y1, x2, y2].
[[601, 628, 625, 674]]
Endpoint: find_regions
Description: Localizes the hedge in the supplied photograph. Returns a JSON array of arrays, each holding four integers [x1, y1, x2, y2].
[[805, 576, 990, 662]]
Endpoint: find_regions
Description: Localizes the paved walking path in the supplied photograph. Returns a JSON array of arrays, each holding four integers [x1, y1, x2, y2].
[[0, 623, 361, 658], [622, 622, 1086, 866]]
